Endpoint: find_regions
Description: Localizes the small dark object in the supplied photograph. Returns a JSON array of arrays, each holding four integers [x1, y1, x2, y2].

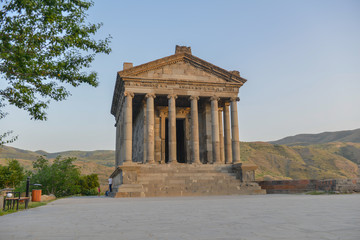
[[25, 177, 30, 209]]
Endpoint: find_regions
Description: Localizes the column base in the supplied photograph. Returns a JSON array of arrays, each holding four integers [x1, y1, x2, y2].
[[121, 161, 140, 166]]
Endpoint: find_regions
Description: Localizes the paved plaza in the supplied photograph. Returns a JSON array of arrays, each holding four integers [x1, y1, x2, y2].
[[1, 194, 359, 240]]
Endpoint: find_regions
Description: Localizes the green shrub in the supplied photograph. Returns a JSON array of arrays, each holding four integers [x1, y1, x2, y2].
[[79, 174, 99, 196]]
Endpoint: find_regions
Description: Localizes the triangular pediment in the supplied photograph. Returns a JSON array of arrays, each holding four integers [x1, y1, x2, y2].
[[134, 61, 231, 83], [118, 53, 246, 84]]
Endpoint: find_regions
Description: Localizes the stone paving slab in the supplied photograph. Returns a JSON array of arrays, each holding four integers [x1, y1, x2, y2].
[[0, 194, 359, 240]]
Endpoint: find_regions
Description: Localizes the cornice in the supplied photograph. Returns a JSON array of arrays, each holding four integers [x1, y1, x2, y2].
[[121, 76, 244, 87], [117, 53, 247, 84]]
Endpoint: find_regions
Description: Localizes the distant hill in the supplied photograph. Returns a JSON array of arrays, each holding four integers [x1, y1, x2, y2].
[[0, 146, 114, 167], [44, 150, 115, 167], [0, 146, 115, 191], [1, 140, 359, 182], [270, 128, 360, 146]]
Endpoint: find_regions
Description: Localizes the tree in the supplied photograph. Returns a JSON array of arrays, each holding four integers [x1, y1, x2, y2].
[[0, 159, 25, 188], [0, 0, 111, 143], [30, 156, 81, 197]]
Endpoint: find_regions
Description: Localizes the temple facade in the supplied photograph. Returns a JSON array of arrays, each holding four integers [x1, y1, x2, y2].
[[110, 46, 264, 197], [111, 46, 245, 166]]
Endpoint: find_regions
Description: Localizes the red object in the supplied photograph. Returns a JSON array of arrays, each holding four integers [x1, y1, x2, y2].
[[32, 189, 42, 202]]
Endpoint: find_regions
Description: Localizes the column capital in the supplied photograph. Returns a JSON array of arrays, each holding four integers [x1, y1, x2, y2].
[[159, 111, 167, 118], [124, 91, 134, 98], [224, 102, 231, 107], [189, 95, 199, 101], [210, 96, 220, 102], [145, 93, 156, 99], [167, 94, 178, 100], [230, 97, 240, 102]]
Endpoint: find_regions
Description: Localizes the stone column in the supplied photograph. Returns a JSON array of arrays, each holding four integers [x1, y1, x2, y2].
[[230, 97, 241, 164], [123, 92, 134, 164], [115, 122, 120, 166], [168, 94, 178, 163], [218, 108, 225, 164], [145, 93, 156, 164], [223, 103, 232, 164], [160, 113, 166, 164], [190, 96, 200, 164], [210, 96, 221, 164]]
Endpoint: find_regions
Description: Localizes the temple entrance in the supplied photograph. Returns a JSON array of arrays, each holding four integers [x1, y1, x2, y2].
[[165, 118, 186, 163]]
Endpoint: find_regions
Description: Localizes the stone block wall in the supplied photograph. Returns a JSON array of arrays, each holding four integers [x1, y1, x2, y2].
[[257, 179, 360, 194], [335, 179, 360, 193], [132, 104, 145, 163], [117, 107, 125, 166]]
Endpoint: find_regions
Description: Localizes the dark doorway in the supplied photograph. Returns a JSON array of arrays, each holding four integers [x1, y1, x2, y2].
[[176, 119, 186, 163], [165, 119, 169, 163], [164, 118, 186, 163]]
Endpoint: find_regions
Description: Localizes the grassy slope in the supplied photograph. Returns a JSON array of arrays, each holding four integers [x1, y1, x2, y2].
[[44, 150, 114, 167], [241, 142, 359, 180], [1, 142, 359, 183]]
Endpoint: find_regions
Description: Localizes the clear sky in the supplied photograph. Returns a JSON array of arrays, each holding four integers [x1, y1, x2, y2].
[[2, 0, 360, 152]]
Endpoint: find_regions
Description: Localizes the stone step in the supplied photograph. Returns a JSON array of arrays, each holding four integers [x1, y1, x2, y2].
[[137, 178, 240, 185], [136, 165, 233, 173], [111, 164, 264, 197], [137, 172, 237, 178]]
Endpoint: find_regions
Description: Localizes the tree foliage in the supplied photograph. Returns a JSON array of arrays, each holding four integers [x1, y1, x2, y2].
[[0, 0, 111, 121], [0, 159, 25, 188], [30, 156, 81, 197], [28, 156, 100, 197]]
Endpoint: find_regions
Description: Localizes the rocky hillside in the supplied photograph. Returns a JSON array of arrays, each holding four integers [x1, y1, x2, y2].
[[1, 140, 359, 182], [270, 128, 360, 146], [242, 142, 359, 180]]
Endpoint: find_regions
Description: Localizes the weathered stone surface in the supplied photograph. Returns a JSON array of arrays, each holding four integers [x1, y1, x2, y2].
[[110, 164, 265, 198], [41, 194, 56, 202], [110, 46, 262, 197], [257, 178, 360, 194], [232, 163, 258, 182]]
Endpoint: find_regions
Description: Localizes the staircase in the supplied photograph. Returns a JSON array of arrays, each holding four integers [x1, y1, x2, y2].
[[110, 164, 265, 197]]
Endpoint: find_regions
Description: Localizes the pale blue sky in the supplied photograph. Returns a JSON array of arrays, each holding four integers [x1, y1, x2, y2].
[[2, 0, 360, 152]]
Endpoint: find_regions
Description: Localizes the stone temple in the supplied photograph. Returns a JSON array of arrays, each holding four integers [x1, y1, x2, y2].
[[110, 46, 264, 197]]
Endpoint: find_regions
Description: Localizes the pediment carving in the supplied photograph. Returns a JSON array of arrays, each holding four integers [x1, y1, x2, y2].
[[135, 61, 232, 84], [118, 53, 246, 84]]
